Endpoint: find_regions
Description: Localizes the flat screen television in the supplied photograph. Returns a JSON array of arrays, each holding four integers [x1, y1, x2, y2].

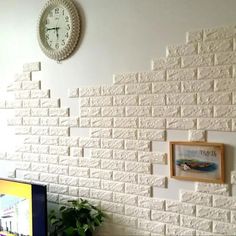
[[0, 178, 47, 236]]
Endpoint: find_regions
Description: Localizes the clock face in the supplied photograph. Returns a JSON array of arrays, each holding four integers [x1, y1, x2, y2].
[[41, 6, 71, 50]]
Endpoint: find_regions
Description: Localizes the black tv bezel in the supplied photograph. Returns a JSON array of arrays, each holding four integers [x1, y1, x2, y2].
[[0, 178, 47, 236]]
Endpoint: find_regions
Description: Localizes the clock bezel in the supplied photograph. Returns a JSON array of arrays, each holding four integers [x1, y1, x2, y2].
[[37, 0, 80, 61]]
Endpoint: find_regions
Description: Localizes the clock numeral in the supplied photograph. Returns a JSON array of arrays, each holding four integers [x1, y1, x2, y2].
[[55, 8, 59, 14], [65, 16, 69, 23], [65, 32, 69, 38], [55, 43, 59, 49], [49, 12, 53, 17], [62, 10, 65, 16], [66, 24, 70, 30], [61, 40, 65, 46]]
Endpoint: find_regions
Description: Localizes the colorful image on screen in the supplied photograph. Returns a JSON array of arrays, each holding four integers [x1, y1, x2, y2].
[[0, 180, 32, 236]]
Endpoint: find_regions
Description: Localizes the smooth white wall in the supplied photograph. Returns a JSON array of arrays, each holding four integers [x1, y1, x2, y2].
[[0, 0, 236, 196]]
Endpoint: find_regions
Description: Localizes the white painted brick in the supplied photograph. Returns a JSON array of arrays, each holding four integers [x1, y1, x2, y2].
[[7, 82, 21, 91], [113, 73, 138, 84], [50, 146, 69, 156], [23, 99, 40, 108], [125, 161, 151, 174], [125, 183, 151, 197], [126, 106, 151, 117], [113, 171, 137, 183], [180, 215, 212, 232], [31, 108, 48, 117], [166, 200, 196, 216], [68, 186, 79, 196], [79, 137, 100, 148], [90, 168, 113, 180], [49, 184, 68, 194], [204, 26, 236, 41], [138, 174, 166, 187], [125, 205, 150, 219], [79, 177, 100, 189], [40, 154, 58, 164], [58, 156, 72, 165], [196, 182, 229, 196], [24, 136, 40, 144], [79, 158, 100, 168], [113, 150, 137, 161], [113, 95, 138, 106], [187, 30, 203, 43], [15, 108, 30, 117], [138, 219, 165, 234], [40, 98, 60, 108], [80, 97, 90, 107], [153, 105, 181, 117], [152, 210, 179, 225], [113, 192, 138, 205], [31, 89, 50, 98], [91, 117, 112, 128], [166, 224, 195, 236], [231, 210, 236, 224], [90, 149, 112, 159], [182, 80, 214, 92], [90, 189, 113, 201], [68, 88, 79, 98], [152, 57, 181, 70], [22, 81, 40, 90], [139, 71, 165, 82], [47, 193, 59, 203], [182, 54, 214, 68], [59, 117, 79, 127], [231, 171, 236, 184], [101, 159, 124, 171], [188, 130, 206, 142], [198, 65, 232, 80], [49, 165, 68, 175], [139, 117, 165, 129], [78, 187, 90, 198], [15, 161, 31, 170], [6, 100, 22, 109], [138, 196, 164, 210], [101, 201, 124, 214], [80, 107, 101, 117], [139, 94, 165, 106], [180, 190, 212, 207], [138, 151, 167, 164], [14, 72, 31, 81], [198, 92, 232, 105], [40, 136, 58, 145], [182, 105, 213, 117], [213, 195, 236, 210], [153, 81, 181, 93], [114, 117, 138, 128], [23, 117, 40, 126], [90, 96, 112, 107], [101, 180, 124, 192], [31, 163, 48, 172], [15, 90, 31, 99], [125, 83, 151, 95], [113, 214, 137, 227], [40, 117, 58, 126], [59, 175, 78, 186], [49, 127, 69, 136], [196, 205, 230, 222], [22, 171, 39, 181], [79, 87, 100, 97], [7, 117, 22, 126], [215, 52, 236, 65], [167, 43, 197, 57], [31, 144, 49, 154], [215, 79, 236, 92], [101, 85, 125, 95], [213, 221, 236, 235], [101, 107, 124, 117], [167, 93, 197, 105], [40, 173, 58, 183], [167, 118, 196, 130], [195, 230, 218, 236], [167, 68, 197, 81], [102, 138, 124, 149], [70, 147, 83, 157], [138, 129, 166, 141], [125, 140, 150, 151], [15, 144, 31, 153], [15, 126, 31, 135], [90, 128, 112, 138], [7, 152, 22, 161], [113, 128, 137, 139], [79, 118, 91, 127], [49, 108, 69, 117], [69, 167, 89, 177], [23, 62, 41, 72], [31, 126, 48, 135], [198, 118, 231, 131]]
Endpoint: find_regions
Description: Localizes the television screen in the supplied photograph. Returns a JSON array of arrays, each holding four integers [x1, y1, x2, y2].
[[0, 179, 47, 236]]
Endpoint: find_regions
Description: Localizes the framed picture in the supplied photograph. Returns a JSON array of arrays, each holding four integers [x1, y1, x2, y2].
[[170, 141, 224, 183]]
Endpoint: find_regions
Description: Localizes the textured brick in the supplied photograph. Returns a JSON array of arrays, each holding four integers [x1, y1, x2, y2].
[[90, 128, 112, 138], [215, 52, 236, 65], [14, 72, 31, 81], [49, 184, 68, 194], [101, 180, 124, 192], [113, 192, 138, 205], [125, 162, 151, 174], [22, 81, 40, 90], [186, 30, 203, 43], [59, 175, 78, 186], [90, 149, 112, 159], [40, 117, 58, 126], [113, 73, 138, 84], [139, 94, 165, 106], [166, 224, 195, 236], [153, 105, 181, 117], [101, 201, 124, 214], [167, 118, 196, 130], [114, 117, 138, 128], [167, 93, 197, 105], [7, 82, 21, 91], [138, 196, 165, 210], [125, 205, 150, 219], [138, 151, 167, 164], [196, 205, 230, 222], [101, 107, 125, 117], [15, 127, 31, 135], [182, 54, 214, 68], [41, 136, 58, 145], [215, 79, 236, 92], [49, 108, 69, 117], [188, 130, 206, 142], [167, 43, 197, 57], [138, 219, 165, 234], [113, 171, 137, 183], [15, 90, 31, 99], [152, 57, 181, 70], [23, 117, 40, 126], [204, 26, 236, 41], [231, 171, 236, 185], [23, 99, 40, 108], [23, 62, 41, 72], [70, 147, 83, 157], [59, 117, 79, 127], [90, 96, 112, 107], [125, 183, 151, 197], [49, 127, 69, 136], [113, 150, 137, 161], [80, 107, 101, 117], [198, 92, 232, 105], [101, 160, 124, 171], [91, 117, 112, 128], [113, 128, 137, 139], [125, 140, 151, 151], [101, 85, 125, 95], [40, 173, 58, 183], [31, 163, 48, 172], [167, 68, 197, 81], [126, 106, 151, 117], [41, 154, 58, 164], [68, 88, 79, 98], [79, 87, 100, 97], [79, 177, 100, 189], [49, 146, 69, 156], [138, 129, 165, 141], [139, 117, 165, 129], [139, 71, 166, 82], [182, 80, 214, 92], [31, 89, 50, 99], [40, 98, 60, 108], [151, 210, 179, 225], [69, 167, 89, 177], [112, 214, 137, 227], [198, 65, 232, 79], [7, 117, 22, 126], [24, 136, 40, 144], [182, 105, 213, 117], [79, 137, 100, 148], [153, 81, 181, 93], [213, 221, 236, 235], [198, 118, 231, 131], [102, 138, 124, 150], [138, 174, 166, 187], [79, 158, 100, 168], [113, 95, 138, 106], [125, 83, 151, 95], [49, 165, 68, 175], [6, 100, 22, 109], [199, 39, 233, 54], [166, 200, 196, 216], [196, 182, 229, 196], [213, 195, 236, 210]]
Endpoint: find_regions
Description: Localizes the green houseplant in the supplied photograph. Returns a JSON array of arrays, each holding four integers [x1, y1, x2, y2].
[[49, 198, 106, 236]]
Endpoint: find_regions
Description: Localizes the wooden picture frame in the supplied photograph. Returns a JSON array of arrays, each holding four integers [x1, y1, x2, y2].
[[170, 141, 224, 183]]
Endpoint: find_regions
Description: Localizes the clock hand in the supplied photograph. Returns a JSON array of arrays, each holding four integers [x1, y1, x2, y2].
[[46, 27, 60, 31]]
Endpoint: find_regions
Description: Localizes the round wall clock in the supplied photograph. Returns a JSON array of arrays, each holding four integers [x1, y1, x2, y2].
[[37, 0, 80, 61]]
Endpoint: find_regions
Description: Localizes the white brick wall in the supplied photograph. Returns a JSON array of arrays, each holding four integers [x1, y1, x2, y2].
[[3, 25, 236, 235]]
